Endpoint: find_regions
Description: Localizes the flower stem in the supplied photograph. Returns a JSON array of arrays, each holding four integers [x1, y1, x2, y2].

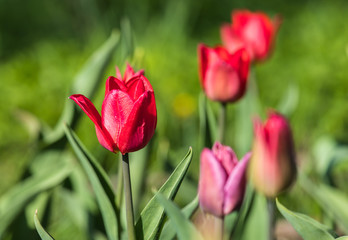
[[214, 216, 224, 240], [267, 198, 276, 240], [218, 103, 227, 144], [116, 155, 123, 208], [122, 153, 136, 240]]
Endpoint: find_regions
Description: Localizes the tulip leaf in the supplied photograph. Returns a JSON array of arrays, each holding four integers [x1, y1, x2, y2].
[[159, 195, 199, 240], [156, 193, 203, 240], [44, 30, 121, 145], [135, 148, 193, 240], [276, 83, 299, 117], [64, 124, 119, 240], [0, 160, 71, 238], [34, 210, 55, 240], [300, 176, 348, 234], [198, 92, 216, 148], [276, 198, 336, 240]]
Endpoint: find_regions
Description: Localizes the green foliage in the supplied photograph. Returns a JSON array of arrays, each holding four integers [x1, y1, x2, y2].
[[34, 211, 55, 240], [276, 198, 336, 240]]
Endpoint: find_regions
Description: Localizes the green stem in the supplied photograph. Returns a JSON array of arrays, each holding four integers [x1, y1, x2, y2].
[[122, 153, 136, 240], [116, 155, 123, 208], [218, 103, 227, 143], [214, 216, 224, 240], [267, 198, 276, 240]]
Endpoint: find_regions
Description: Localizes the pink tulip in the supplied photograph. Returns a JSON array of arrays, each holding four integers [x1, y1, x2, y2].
[[198, 44, 250, 103], [69, 65, 157, 154], [198, 142, 251, 217], [249, 112, 296, 197], [221, 10, 281, 62]]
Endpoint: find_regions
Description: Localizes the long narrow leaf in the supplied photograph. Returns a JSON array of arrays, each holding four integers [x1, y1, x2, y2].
[[156, 193, 203, 240], [159, 195, 199, 240], [276, 199, 335, 240], [44, 30, 120, 145], [135, 148, 193, 240], [300, 176, 348, 234], [64, 124, 119, 240], [34, 210, 55, 240], [0, 161, 71, 238]]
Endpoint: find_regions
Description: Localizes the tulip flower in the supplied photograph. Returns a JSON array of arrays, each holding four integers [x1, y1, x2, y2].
[[198, 142, 251, 217], [69, 65, 157, 154], [220, 10, 281, 62], [249, 112, 296, 197], [198, 44, 250, 103]]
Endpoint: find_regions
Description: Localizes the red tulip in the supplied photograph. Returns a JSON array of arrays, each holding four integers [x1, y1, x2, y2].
[[198, 44, 250, 103], [69, 65, 157, 154], [221, 10, 281, 62], [249, 112, 296, 197], [198, 142, 251, 217]]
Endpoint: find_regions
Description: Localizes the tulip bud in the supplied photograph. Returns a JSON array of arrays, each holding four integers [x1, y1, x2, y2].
[[70, 65, 157, 154], [220, 10, 281, 62], [198, 142, 251, 217], [249, 112, 296, 197], [198, 44, 250, 103]]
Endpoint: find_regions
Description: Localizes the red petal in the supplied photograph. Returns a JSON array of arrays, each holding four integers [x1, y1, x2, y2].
[[105, 76, 127, 96], [118, 90, 156, 154], [126, 76, 146, 100], [101, 90, 134, 148], [69, 94, 116, 152]]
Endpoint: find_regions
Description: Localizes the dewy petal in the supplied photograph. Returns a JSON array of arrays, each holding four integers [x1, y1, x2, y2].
[[223, 152, 251, 215], [101, 90, 134, 148], [105, 76, 127, 96], [199, 149, 227, 217], [118, 90, 156, 154], [69, 94, 115, 152]]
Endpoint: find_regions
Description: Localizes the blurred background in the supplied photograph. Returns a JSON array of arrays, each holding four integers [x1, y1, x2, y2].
[[1, 0, 348, 238]]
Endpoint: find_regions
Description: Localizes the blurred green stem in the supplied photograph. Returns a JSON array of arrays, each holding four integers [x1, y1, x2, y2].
[[218, 103, 227, 143], [215, 216, 224, 240], [116, 155, 123, 208], [267, 198, 276, 240], [122, 153, 136, 240]]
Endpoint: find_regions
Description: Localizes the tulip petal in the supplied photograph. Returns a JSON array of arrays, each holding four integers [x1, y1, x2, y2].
[[212, 142, 238, 175], [118, 90, 156, 154], [223, 152, 251, 215], [220, 24, 246, 55], [69, 94, 115, 152], [101, 90, 134, 147], [125, 76, 146, 100], [198, 149, 227, 217], [105, 76, 127, 96]]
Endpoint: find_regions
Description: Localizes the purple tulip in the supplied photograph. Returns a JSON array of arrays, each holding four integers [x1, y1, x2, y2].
[[198, 142, 251, 217]]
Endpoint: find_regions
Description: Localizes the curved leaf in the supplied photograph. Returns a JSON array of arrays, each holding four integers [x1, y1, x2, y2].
[[156, 193, 203, 240], [135, 148, 193, 240], [34, 210, 55, 240], [276, 198, 335, 240], [64, 124, 119, 240]]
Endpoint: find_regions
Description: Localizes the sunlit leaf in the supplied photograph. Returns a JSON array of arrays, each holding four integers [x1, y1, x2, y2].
[[64, 124, 119, 240], [44, 31, 121, 145], [0, 160, 71, 238], [156, 193, 203, 240], [34, 210, 55, 240], [276, 198, 335, 240], [300, 176, 348, 234], [159, 195, 199, 240], [135, 148, 193, 240]]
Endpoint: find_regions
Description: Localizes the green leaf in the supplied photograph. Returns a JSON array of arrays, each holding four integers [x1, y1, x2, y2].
[[300, 176, 348, 234], [0, 159, 71, 238], [159, 195, 199, 240], [198, 92, 216, 149], [34, 210, 55, 240], [156, 193, 203, 240], [276, 198, 335, 240], [277, 83, 299, 117], [44, 30, 121, 145], [135, 148, 193, 240], [64, 124, 119, 240]]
